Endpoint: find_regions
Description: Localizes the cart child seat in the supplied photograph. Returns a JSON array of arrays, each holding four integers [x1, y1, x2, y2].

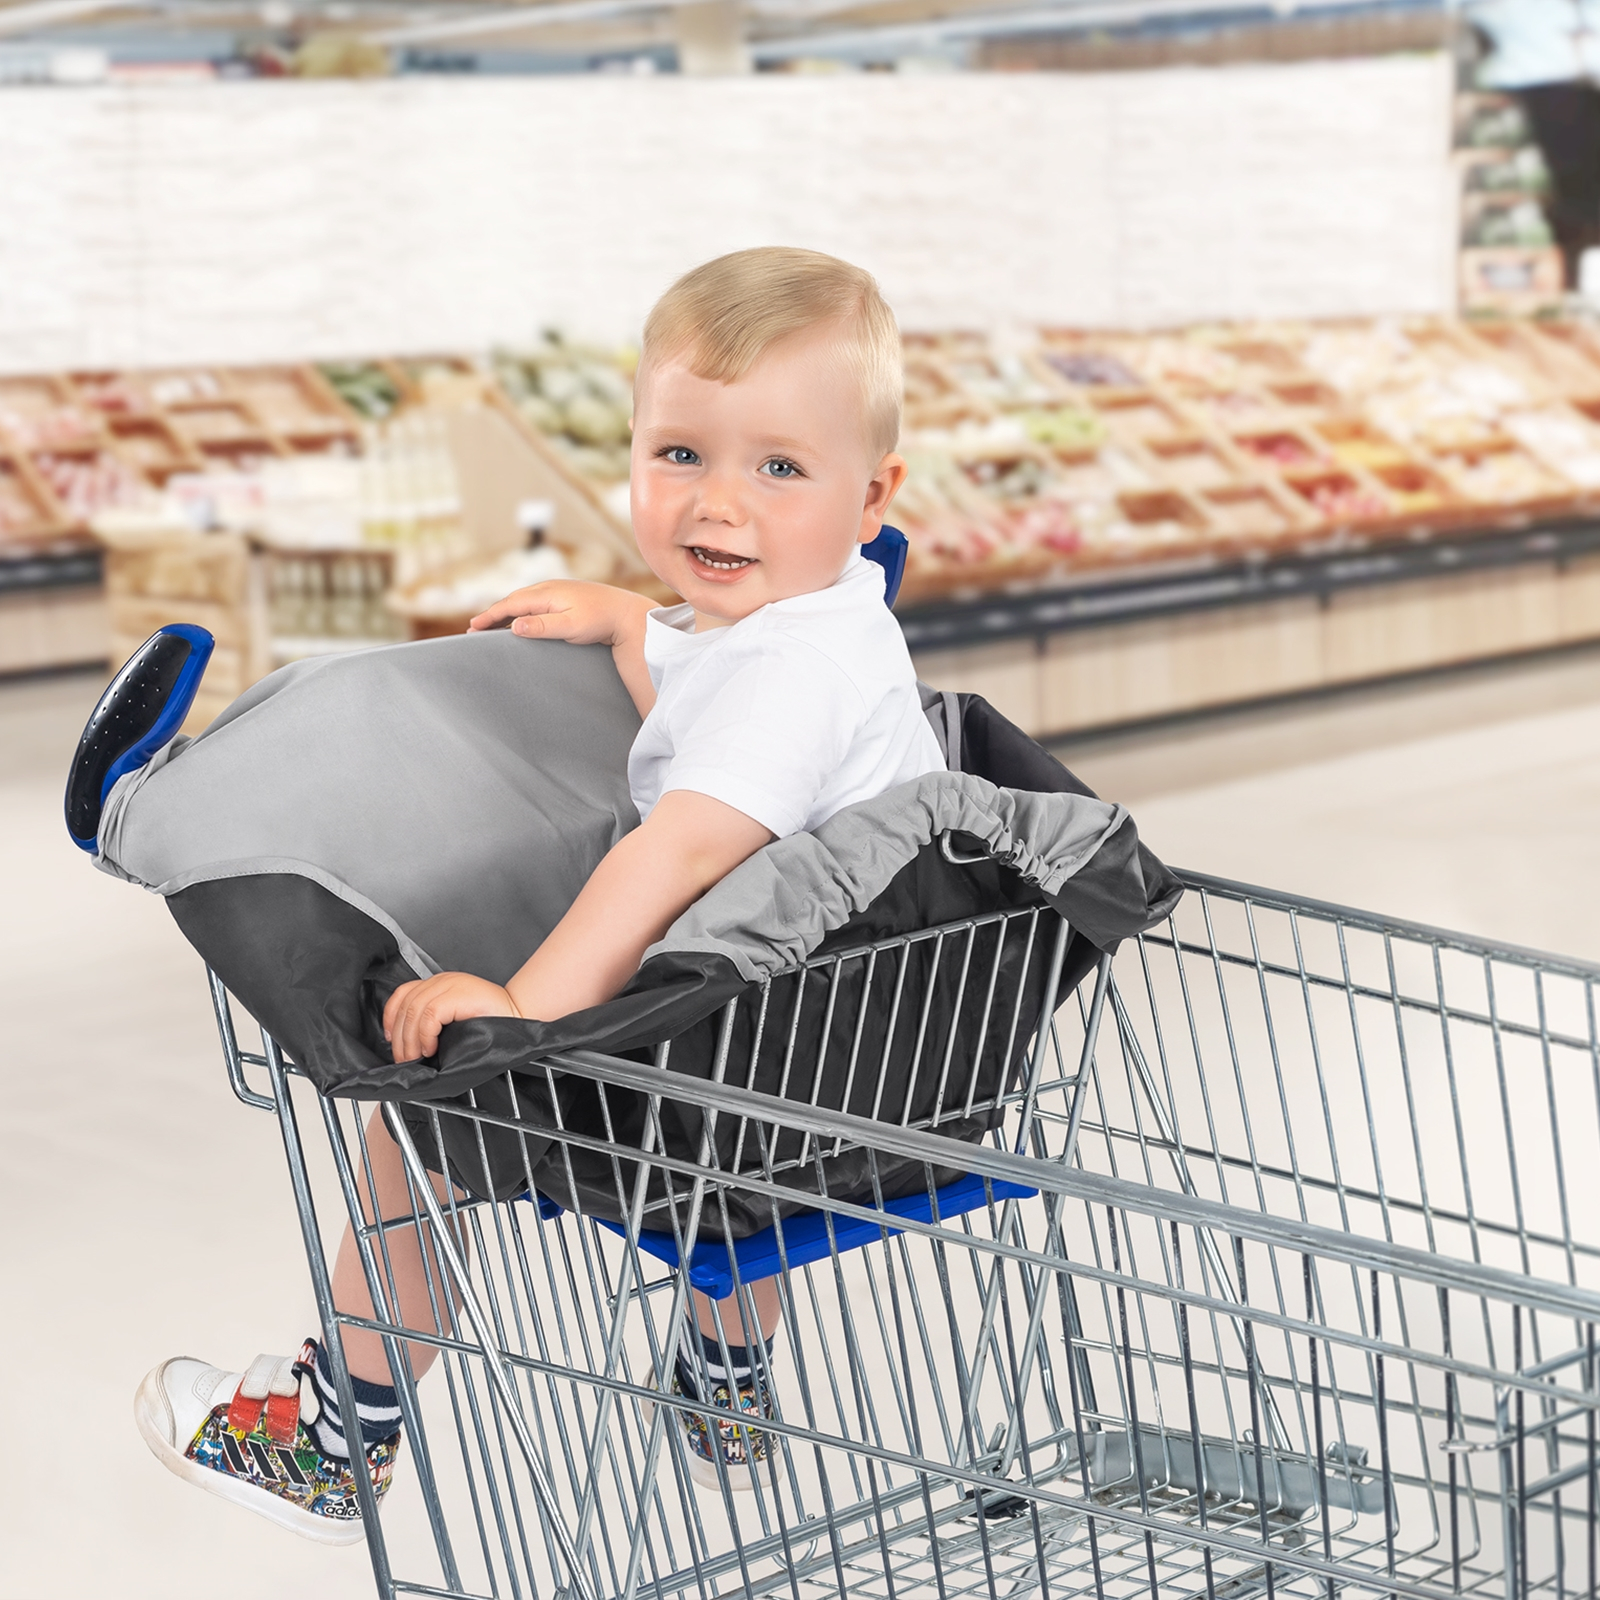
[[69, 554, 1178, 1240]]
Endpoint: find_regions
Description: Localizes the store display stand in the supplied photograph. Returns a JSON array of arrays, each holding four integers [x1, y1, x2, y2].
[[0, 546, 105, 676], [907, 517, 1600, 738]]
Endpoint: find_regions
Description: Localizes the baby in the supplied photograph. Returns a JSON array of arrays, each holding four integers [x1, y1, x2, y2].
[[137, 246, 946, 1534]]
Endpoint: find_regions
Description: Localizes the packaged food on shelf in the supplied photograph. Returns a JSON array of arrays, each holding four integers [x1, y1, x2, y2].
[[1502, 408, 1600, 488], [269, 550, 406, 657], [1457, 97, 1532, 150], [33, 450, 151, 521], [319, 361, 403, 421], [1311, 418, 1405, 470], [1461, 146, 1550, 195], [71, 372, 148, 416], [1037, 347, 1144, 389], [1012, 407, 1104, 449], [393, 543, 573, 625], [0, 376, 101, 451], [492, 336, 635, 485], [1176, 385, 1285, 430], [1287, 472, 1392, 524], [1367, 463, 1456, 517], [1235, 429, 1325, 469], [1461, 248, 1565, 314], [1097, 335, 1243, 388], [941, 347, 1057, 409], [144, 370, 225, 407], [1435, 442, 1570, 505], [1464, 198, 1553, 250]]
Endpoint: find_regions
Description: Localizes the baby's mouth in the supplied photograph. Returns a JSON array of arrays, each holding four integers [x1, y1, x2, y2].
[[689, 546, 756, 572]]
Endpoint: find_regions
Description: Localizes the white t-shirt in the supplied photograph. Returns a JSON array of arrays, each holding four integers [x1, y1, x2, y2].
[[628, 552, 946, 839]]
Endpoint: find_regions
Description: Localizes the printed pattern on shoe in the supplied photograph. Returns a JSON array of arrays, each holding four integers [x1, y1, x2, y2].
[[186, 1341, 399, 1523], [670, 1366, 773, 1476]]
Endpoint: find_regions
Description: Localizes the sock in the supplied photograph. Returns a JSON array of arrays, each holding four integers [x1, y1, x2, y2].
[[308, 1338, 403, 1460], [676, 1326, 775, 1398]]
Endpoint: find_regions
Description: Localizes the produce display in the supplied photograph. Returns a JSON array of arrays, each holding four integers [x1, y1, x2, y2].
[[33, 450, 149, 521], [0, 362, 369, 553], [493, 335, 636, 497], [881, 316, 1600, 601], [495, 313, 1600, 603], [318, 361, 404, 421], [1455, 93, 1563, 313], [13, 315, 1600, 611]]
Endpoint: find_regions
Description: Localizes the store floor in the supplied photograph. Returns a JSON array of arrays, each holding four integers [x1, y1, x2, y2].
[[5, 645, 1600, 1597]]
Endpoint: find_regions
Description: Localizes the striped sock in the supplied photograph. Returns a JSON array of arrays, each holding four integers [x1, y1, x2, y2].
[[676, 1327, 775, 1398], [308, 1339, 403, 1461]]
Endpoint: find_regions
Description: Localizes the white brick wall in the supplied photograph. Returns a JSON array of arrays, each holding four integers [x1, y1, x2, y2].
[[0, 53, 1456, 373]]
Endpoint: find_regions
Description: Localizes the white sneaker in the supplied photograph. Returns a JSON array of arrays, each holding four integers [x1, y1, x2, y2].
[[134, 1340, 399, 1545]]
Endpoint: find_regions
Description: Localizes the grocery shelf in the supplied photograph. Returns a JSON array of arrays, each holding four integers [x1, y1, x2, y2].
[[0, 544, 101, 596], [896, 513, 1600, 651]]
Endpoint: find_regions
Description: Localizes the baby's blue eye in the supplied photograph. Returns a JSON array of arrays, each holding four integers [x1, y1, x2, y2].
[[762, 458, 800, 478], [663, 446, 700, 466]]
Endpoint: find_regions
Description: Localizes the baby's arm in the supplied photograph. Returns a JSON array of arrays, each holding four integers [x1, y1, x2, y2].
[[383, 790, 773, 1064], [469, 581, 658, 718]]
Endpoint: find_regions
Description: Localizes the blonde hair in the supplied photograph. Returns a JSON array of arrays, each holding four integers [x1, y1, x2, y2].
[[640, 247, 902, 458]]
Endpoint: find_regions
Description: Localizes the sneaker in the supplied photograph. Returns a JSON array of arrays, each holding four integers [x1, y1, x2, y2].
[[663, 1363, 775, 1492], [134, 1341, 399, 1545]]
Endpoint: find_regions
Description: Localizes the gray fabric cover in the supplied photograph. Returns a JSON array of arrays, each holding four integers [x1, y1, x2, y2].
[[643, 774, 1126, 985], [93, 630, 1181, 1228], [99, 632, 642, 983]]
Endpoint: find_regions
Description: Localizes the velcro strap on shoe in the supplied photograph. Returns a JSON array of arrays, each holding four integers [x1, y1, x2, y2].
[[226, 1390, 263, 1432], [263, 1389, 299, 1444], [228, 1353, 301, 1436]]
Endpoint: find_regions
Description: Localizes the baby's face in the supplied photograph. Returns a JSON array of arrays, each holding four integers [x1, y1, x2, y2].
[[630, 329, 902, 628]]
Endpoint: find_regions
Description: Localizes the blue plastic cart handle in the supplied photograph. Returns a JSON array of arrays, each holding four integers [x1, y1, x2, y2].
[[64, 622, 214, 852], [530, 1171, 1037, 1300]]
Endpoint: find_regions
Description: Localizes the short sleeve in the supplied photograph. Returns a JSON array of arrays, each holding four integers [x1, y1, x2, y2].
[[657, 636, 866, 837]]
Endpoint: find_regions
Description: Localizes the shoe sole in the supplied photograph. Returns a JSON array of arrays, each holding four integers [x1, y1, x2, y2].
[[134, 1359, 368, 1547]]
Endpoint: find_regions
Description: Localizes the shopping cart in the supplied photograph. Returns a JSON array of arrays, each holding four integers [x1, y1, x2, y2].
[[210, 869, 1600, 1600]]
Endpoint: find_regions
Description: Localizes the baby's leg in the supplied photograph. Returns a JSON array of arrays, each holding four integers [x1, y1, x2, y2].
[[331, 1107, 467, 1386], [692, 1281, 781, 1345]]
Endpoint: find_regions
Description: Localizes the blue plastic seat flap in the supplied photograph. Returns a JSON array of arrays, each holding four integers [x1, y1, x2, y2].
[[530, 1171, 1037, 1301], [862, 524, 908, 608]]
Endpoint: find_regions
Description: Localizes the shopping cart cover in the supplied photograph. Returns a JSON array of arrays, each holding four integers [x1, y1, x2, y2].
[[96, 630, 1179, 1222]]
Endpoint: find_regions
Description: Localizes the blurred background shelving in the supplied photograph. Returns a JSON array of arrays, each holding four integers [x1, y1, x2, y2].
[[14, 308, 1600, 737]]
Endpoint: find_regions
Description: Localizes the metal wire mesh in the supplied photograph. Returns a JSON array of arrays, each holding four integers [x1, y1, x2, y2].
[[210, 870, 1600, 1600]]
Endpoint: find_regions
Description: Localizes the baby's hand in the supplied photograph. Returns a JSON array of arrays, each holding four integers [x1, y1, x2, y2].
[[383, 972, 520, 1064], [468, 580, 651, 646]]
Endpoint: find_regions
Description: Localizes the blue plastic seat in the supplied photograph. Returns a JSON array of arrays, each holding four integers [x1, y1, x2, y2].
[[530, 1171, 1036, 1300], [862, 524, 907, 608]]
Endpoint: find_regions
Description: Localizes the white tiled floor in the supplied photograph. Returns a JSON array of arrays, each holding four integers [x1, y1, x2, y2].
[[1054, 643, 1600, 964], [5, 646, 1600, 1596]]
